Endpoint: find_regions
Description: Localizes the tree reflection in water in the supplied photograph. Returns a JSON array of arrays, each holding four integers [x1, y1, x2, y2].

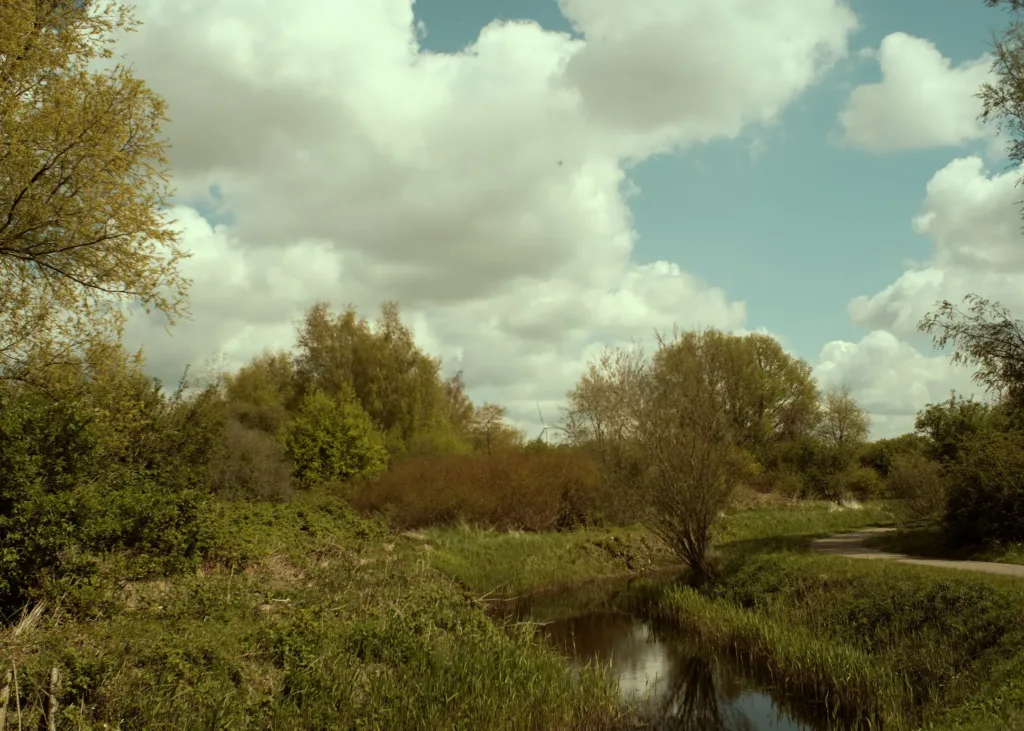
[[535, 611, 820, 731]]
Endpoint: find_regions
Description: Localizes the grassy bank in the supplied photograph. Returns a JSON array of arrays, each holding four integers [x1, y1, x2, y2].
[[864, 524, 1024, 567], [0, 491, 629, 730], [643, 542, 1024, 729], [427, 498, 896, 598]]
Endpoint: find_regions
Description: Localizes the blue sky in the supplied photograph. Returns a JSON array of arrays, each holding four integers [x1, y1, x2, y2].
[[413, 0, 1004, 360]]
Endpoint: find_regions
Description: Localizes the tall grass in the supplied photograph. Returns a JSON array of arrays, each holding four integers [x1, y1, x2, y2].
[[0, 492, 630, 730]]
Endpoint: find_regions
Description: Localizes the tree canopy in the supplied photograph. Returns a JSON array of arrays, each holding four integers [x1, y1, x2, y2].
[[1, 0, 188, 384]]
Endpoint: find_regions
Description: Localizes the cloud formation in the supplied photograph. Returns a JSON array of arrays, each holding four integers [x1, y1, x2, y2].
[[114, 0, 857, 430], [839, 33, 992, 152]]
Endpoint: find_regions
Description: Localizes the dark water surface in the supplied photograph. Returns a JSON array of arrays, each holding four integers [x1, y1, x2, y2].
[[493, 578, 839, 731]]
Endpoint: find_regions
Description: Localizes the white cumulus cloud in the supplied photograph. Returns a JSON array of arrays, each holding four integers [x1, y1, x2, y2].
[[110, 0, 858, 433], [821, 155, 1024, 438], [838, 33, 992, 152]]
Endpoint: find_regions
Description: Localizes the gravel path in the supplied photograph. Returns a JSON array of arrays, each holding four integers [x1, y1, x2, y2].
[[810, 527, 1024, 579]]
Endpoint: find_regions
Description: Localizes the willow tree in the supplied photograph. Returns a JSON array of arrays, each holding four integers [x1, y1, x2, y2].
[[0, 0, 188, 384]]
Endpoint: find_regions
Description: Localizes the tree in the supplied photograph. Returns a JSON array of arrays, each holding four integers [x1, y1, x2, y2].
[[293, 301, 457, 455], [282, 387, 387, 487], [222, 349, 299, 435], [565, 330, 755, 580], [717, 333, 821, 455], [469, 402, 524, 455], [979, 0, 1024, 212], [0, 0, 188, 384], [816, 385, 870, 451], [919, 295, 1024, 411], [914, 393, 997, 463]]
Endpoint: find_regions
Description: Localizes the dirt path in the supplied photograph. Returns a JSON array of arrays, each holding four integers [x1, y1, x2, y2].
[[810, 527, 1024, 579]]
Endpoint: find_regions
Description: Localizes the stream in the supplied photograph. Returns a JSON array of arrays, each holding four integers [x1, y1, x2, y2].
[[492, 577, 848, 731]]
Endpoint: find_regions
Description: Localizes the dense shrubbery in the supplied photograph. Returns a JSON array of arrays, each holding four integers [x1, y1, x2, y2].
[[348, 449, 635, 531], [0, 351, 225, 613], [944, 431, 1024, 546], [283, 387, 388, 487]]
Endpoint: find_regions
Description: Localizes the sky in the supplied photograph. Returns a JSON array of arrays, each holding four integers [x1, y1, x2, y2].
[[107, 0, 1024, 439]]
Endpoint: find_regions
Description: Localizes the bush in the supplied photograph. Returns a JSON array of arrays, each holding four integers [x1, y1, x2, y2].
[[887, 453, 945, 522], [837, 466, 883, 500], [283, 387, 388, 487], [944, 432, 1024, 546], [0, 369, 222, 613], [349, 450, 620, 530], [209, 419, 294, 501], [769, 470, 805, 498]]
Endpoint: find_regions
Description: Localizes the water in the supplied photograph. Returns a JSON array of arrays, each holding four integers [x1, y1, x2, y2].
[[493, 578, 838, 731]]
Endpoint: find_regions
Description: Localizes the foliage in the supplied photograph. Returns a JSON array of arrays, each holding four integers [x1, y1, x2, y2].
[[208, 419, 294, 501], [282, 387, 387, 488], [222, 349, 299, 435], [944, 430, 1024, 546], [350, 449, 629, 531], [889, 453, 947, 521], [0, 345, 224, 612], [857, 433, 930, 478], [565, 330, 765, 579], [0, 0, 188, 383], [919, 295, 1024, 406], [979, 1, 1024, 221], [293, 301, 466, 457], [815, 384, 870, 453], [836, 465, 884, 500], [915, 393, 999, 464], [468, 402, 525, 454]]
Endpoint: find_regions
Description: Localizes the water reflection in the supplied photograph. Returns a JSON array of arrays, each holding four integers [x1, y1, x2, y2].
[[516, 605, 826, 730]]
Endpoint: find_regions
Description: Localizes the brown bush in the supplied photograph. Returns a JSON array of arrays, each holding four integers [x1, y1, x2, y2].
[[348, 449, 629, 530], [209, 419, 294, 501]]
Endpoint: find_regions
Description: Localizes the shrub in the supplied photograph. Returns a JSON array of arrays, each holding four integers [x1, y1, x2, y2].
[[0, 372, 221, 613], [349, 450, 617, 530], [837, 466, 884, 500], [887, 453, 945, 522], [769, 470, 805, 498], [944, 432, 1024, 546], [209, 419, 294, 501], [283, 387, 388, 487]]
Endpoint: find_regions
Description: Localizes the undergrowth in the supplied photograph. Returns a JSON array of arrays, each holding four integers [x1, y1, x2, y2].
[[0, 491, 629, 730]]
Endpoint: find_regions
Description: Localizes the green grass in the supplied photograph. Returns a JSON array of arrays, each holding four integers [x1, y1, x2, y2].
[[424, 524, 678, 598], [864, 524, 1024, 567], [424, 498, 896, 599], [1, 492, 631, 730]]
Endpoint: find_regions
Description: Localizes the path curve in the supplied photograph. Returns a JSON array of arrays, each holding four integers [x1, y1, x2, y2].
[[810, 527, 1024, 579]]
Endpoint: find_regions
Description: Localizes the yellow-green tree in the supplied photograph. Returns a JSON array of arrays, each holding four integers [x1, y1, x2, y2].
[[0, 0, 188, 383], [293, 301, 465, 455], [222, 349, 299, 435]]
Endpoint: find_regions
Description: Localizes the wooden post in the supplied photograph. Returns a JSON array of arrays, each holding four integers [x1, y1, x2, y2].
[[46, 668, 58, 731]]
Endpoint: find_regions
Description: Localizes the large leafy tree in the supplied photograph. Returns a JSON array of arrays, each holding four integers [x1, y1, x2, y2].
[[564, 330, 760, 580], [0, 0, 188, 383], [293, 301, 466, 455]]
